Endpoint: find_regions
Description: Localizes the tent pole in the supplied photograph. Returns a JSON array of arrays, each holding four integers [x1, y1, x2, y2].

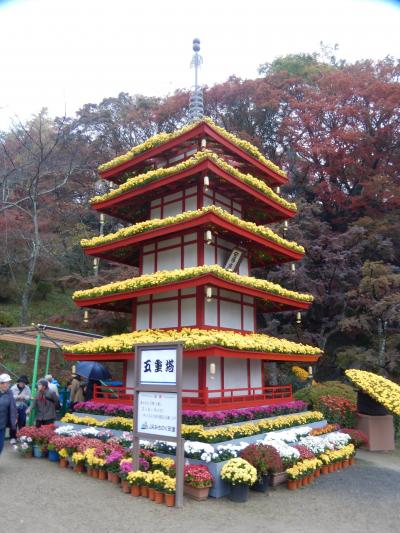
[[28, 330, 42, 426], [45, 348, 51, 375]]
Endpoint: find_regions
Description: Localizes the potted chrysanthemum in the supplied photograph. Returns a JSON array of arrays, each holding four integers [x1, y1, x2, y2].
[[184, 464, 213, 501], [220, 458, 257, 502]]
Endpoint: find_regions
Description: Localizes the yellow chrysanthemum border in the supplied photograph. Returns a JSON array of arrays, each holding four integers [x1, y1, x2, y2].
[[98, 117, 286, 178], [63, 327, 322, 356], [345, 369, 400, 416], [93, 150, 294, 210], [72, 264, 313, 303], [81, 205, 304, 254]]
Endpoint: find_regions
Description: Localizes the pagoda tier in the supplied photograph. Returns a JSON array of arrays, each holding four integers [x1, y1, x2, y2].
[[64, 328, 321, 411], [81, 206, 304, 268], [91, 153, 296, 225], [98, 119, 288, 187]]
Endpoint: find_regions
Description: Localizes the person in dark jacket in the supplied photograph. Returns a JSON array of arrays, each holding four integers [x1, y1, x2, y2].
[[0, 373, 17, 456], [26, 379, 59, 427]]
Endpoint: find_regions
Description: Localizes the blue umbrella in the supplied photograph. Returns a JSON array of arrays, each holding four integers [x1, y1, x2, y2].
[[76, 361, 111, 381]]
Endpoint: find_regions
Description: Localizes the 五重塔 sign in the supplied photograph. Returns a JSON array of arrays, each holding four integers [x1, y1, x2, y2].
[[139, 348, 177, 385]]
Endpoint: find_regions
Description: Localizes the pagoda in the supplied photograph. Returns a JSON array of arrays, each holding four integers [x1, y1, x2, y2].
[[64, 42, 321, 410]]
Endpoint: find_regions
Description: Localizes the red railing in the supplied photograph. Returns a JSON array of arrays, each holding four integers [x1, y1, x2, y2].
[[93, 384, 292, 411]]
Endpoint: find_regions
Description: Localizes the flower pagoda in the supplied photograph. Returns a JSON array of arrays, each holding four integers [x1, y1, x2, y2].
[[63, 117, 322, 410]]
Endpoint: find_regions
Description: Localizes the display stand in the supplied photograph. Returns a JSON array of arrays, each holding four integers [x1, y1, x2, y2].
[[356, 413, 395, 451]]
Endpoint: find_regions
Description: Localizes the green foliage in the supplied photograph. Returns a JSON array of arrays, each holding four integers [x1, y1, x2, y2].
[[294, 381, 356, 407], [33, 281, 53, 301], [0, 310, 15, 327], [314, 395, 357, 427]]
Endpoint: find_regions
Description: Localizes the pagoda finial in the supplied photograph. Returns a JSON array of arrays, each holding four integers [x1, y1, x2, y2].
[[189, 38, 204, 121]]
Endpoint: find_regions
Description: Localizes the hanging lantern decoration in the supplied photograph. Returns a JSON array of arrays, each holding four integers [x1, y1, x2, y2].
[[296, 311, 302, 324], [209, 362, 216, 379], [205, 230, 213, 245], [201, 138, 207, 149], [206, 286, 213, 302], [283, 220, 288, 231], [291, 263, 296, 272], [203, 175, 210, 191], [83, 310, 89, 324], [276, 186, 281, 194]]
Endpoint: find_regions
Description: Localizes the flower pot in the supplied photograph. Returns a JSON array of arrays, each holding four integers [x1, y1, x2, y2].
[[165, 493, 175, 507], [343, 459, 350, 468], [74, 464, 84, 474], [48, 450, 59, 462], [314, 469, 321, 478], [148, 488, 156, 501], [357, 391, 388, 416], [349, 457, 356, 466], [184, 484, 210, 501], [112, 473, 120, 485], [154, 490, 164, 504], [321, 465, 329, 475], [121, 480, 131, 493], [131, 485, 141, 497], [251, 474, 269, 493], [99, 470, 107, 481], [59, 458, 68, 468], [140, 486, 149, 498], [21, 449, 33, 458], [328, 464, 334, 474], [33, 445, 44, 458], [107, 470, 113, 481], [229, 484, 249, 503], [86, 467, 93, 476], [92, 468, 99, 478], [287, 479, 298, 491]]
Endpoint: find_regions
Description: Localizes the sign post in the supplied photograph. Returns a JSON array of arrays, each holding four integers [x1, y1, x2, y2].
[[132, 342, 184, 508]]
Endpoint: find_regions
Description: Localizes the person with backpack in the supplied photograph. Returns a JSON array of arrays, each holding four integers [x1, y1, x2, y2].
[[0, 373, 17, 456], [26, 379, 59, 427]]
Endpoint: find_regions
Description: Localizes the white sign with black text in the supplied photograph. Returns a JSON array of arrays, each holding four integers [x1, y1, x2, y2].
[[139, 348, 177, 385], [224, 248, 244, 272], [137, 391, 178, 438]]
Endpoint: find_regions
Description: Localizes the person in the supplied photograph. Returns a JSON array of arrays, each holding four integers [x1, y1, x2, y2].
[[0, 374, 17, 456], [9, 375, 31, 443], [69, 373, 84, 411], [26, 379, 59, 427], [45, 374, 59, 397], [84, 379, 101, 402]]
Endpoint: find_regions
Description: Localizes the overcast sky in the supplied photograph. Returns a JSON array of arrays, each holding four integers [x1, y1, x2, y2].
[[0, 0, 399, 129]]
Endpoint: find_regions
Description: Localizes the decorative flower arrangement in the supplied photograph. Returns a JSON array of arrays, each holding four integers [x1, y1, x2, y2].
[[315, 395, 357, 427], [61, 413, 133, 431], [220, 458, 257, 486], [309, 424, 340, 436], [14, 436, 33, 456], [260, 437, 300, 467], [319, 444, 355, 465], [339, 428, 369, 448], [291, 365, 309, 382], [105, 450, 124, 473], [345, 369, 400, 415], [184, 465, 213, 488], [97, 117, 286, 178], [73, 264, 313, 304], [286, 458, 321, 480], [64, 327, 321, 357], [126, 471, 148, 486], [17, 425, 55, 450], [150, 456, 176, 476], [82, 205, 303, 253], [71, 452, 86, 465], [292, 445, 315, 460], [240, 444, 283, 477]]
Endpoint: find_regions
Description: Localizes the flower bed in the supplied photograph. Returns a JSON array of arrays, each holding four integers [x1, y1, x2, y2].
[[314, 395, 357, 427], [345, 369, 400, 415], [72, 264, 313, 303], [63, 327, 321, 356], [81, 205, 303, 253], [97, 118, 286, 178], [71, 400, 308, 424]]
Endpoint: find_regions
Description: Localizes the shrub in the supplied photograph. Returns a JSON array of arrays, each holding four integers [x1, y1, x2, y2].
[[340, 428, 369, 448], [240, 444, 283, 477], [294, 381, 356, 407], [314, 395, 357, 427]]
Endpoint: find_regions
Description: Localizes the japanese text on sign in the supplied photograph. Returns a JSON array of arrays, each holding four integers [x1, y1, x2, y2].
[[140, 348, 177, 385], [137, 391, 178, 438]]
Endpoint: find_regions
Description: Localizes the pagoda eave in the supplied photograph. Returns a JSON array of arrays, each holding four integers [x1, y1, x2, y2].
[[99, 122, 288, 187], [93, 158, 295, 224], [63, 347, 320, 363], [73, 273, 312, 313], [83, 210, 304, 267]]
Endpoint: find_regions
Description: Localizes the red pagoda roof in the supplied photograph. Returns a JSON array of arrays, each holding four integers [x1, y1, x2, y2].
[[82, 208, 304, 268], [99, 120, 288, 187], [93, 157, 295, 224]]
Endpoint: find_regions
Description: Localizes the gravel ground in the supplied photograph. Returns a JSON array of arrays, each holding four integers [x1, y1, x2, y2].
[[1, 444, 400, 533]]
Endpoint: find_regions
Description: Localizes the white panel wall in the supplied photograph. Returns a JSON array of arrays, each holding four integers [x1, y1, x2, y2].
[[204, 243, 215, 265], [157, 248, 181, 270], [181, 298, 197, 326], [142, 254, 155, 274], [223, 359, 248, 395], [220, 300, 241, 329], [243, 304, 255, 331], [136, 304, 150, 330], [182, 358, 199, 397], [152, 301, 178, 328], [206, 356, 221, 397], [204, 296, 218, 326], [184, 244, 197, 268], [250, 359, 263, 390], [126, 357, 135, 388]]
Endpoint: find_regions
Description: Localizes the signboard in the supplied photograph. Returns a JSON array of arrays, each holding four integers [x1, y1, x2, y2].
[[132, 342, 184, 508], [225, 248, 244, 272], [137, 391, 178, 438], [139, 348, 177, 385]]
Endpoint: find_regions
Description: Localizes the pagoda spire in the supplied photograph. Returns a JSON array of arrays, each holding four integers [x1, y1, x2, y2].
[[189, 38, 204, 121]]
